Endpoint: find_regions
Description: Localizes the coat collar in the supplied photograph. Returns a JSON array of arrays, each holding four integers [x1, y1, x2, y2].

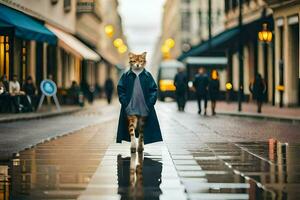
[[126, 68, 150, 77]]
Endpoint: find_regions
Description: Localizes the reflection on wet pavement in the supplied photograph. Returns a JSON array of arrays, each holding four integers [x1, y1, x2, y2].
[[1, 124, 114, 200], [77, 144, 187, 200], [168, 140, 300, 200], [1, 122, 300, 200]]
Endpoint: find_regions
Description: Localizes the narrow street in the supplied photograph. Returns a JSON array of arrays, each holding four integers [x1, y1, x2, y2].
[[1, 101, 300, 199]]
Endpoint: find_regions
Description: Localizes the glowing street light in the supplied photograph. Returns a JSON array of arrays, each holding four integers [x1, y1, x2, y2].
[[113, 38, 123, 48], [104, 24, 114, 38], [161, 45, 170, 54], [258, 23, 272, 43], [165, 38, 175, 48], [226, 82, 233, 90], [118, 44, 127, 54]]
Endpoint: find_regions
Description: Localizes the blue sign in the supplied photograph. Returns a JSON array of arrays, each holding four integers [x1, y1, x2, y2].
[[40, 79, 57, 97]]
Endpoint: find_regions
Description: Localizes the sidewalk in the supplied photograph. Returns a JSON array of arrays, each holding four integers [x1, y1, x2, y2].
[[0, 105, 83, 123], [185, 101, 300, 123]]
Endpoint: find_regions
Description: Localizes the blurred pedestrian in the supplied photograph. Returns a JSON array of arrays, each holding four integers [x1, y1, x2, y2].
[[0, 76, 9, 112], [209, 69, 220, 115], [174, 67, 188, 111], [1, 75, 9, 92], [249, 73, 266, 113], [105, 77, 114, 104], [68, 81, 80, 104], [23, 76, 37, 111], [193, 67, 209, 115]]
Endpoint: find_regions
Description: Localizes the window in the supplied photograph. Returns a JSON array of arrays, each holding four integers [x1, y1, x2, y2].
[[64, 0, 71, 12], [232, 0, 238, 9], [181, 11, 191, 32], [0, 35, 10, 78], [51, 0, 58, 5], [225, 0, 231, 13], [20, 41, 28, 82], [182, 0, 191, 5]]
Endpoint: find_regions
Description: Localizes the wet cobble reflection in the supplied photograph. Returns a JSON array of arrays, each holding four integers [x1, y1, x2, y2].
[[117, 153, 162, 199]]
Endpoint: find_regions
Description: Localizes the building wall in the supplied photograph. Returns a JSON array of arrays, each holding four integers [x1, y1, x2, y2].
[[269, 1, 300, 106], [0, 0, 76, 33], [224, 0, 276, 103]]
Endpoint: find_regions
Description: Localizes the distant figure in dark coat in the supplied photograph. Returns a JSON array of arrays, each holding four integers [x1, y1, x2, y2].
[[23, 76, 37, 111], [249, 73, 266, 113], [174, 67, 188, 111], [193, 67, 209, 115], [209, 69, 220, 115], [68, 81, 80, 104], [105, 77, 114, 104]]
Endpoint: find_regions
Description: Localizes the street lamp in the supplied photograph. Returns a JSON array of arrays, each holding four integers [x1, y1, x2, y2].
[[104, 24, 114, 38], [258, 23, 272, 43], [161, 38, 175, 60], [258, 22, 273, 104], [118, 44, 127, 54], [113, 38, 123, 48]]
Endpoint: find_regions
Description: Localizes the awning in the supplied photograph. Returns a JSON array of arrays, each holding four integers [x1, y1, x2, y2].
[[0, 4, 57, 44], [185, 56, 228, 67], [178, 27, 239, 61], [178, 16, 274, 61], [46, 25, 100, 61]]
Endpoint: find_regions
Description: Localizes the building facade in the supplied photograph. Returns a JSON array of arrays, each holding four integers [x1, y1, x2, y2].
[[76, 0, 127, 91], [151, 0, 224, 75], [266, 0, 300, 106], [224, 0, 275, 102], [0, 0, 127, 100]]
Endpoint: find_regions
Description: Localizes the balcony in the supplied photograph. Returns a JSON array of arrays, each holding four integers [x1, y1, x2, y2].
[[77, 0, 102, 21]]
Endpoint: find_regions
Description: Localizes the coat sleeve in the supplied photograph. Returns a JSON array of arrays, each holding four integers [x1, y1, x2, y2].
[[148, 74, 158, 107], [117, 74, 127, 106]]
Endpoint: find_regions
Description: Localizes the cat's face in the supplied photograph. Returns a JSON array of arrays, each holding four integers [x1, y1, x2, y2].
[[129, 52, 147, 70]]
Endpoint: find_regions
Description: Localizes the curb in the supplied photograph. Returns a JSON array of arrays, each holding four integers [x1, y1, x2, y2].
[[217, 111, 300, 124], [0, 107, 83, 123]]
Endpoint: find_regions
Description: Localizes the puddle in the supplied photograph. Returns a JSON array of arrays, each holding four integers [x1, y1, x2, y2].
[[117, 154, 163, 199], [183, 140, 300, 200], [2, 134, 300, 199]]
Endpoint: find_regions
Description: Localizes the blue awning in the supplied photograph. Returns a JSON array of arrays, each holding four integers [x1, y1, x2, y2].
[[0, 4, 57, 44], [178, 27, 239, 61]]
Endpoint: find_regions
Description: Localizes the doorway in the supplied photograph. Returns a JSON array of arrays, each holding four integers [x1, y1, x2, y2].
[[288, 21, 299, 105]]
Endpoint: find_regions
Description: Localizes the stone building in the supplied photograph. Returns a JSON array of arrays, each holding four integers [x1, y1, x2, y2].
[[266, 0, 300, 106], [151, 0, 224, 77]]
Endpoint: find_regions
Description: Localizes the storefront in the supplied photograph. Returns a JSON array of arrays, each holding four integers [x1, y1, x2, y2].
[[0, 4, 57, 84], [46, 24, 100, 89]]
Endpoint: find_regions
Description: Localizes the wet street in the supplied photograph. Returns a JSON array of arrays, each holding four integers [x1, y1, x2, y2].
[[1, 102, 300, 200]]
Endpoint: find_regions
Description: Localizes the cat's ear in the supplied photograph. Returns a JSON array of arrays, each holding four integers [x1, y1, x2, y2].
[[128, 52, 134, 59], [142, 52, 147, 58]]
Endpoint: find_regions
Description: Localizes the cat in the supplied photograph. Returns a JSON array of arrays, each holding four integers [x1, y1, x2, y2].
[[126, 52, 148, 153], [116, 51, 162, 153]]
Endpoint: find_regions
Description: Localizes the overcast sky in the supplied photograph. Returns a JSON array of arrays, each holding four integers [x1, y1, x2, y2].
[[118, 0, 165, 64]]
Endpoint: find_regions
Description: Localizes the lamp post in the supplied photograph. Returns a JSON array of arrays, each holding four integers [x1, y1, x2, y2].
[[258, 22, 272, 104], [238, 0, 244, 112], [258, 23, 273, 106]]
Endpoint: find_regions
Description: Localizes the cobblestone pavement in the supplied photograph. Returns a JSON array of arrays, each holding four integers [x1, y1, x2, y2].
[[0, 101, 119, 160], [1, 101, 300, 199]]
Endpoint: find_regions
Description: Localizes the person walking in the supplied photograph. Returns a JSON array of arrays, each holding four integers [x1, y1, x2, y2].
[[208, 69, 220, 115], [193, 67, 209, 115], [104, 77, 114, 104], [174, 67, 188, 111], [249, 73, 266, 113]]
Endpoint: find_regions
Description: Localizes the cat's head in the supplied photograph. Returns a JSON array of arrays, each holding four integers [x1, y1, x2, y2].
[[129, 52, 147, 70]]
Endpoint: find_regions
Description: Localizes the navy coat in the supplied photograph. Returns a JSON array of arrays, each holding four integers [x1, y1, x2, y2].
[[116, 69, 163, 144]]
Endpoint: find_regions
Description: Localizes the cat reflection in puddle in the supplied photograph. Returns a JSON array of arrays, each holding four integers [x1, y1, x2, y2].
[[117, 152, 162, 199]]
